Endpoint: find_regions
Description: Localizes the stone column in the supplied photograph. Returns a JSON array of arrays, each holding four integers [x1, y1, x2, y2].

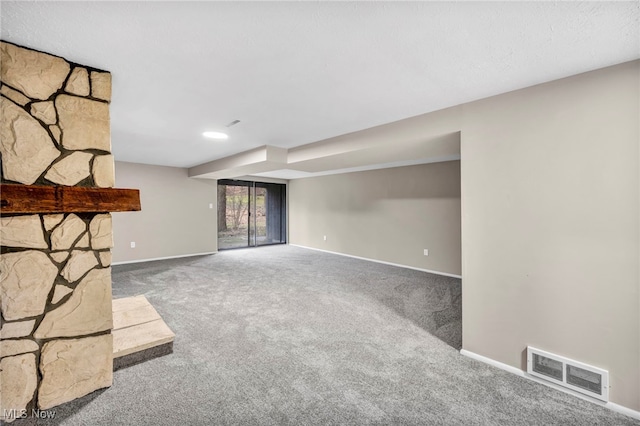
[[1, 41, 116, 421]]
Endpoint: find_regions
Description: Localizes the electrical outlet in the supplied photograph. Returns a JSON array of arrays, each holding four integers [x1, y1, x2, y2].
[[130, 242, 136, 248], [323, 235, 327, 241], [423, 249, 429, 256]]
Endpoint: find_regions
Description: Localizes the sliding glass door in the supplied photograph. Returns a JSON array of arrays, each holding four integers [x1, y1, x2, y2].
[[217, 180, 286, 250], [217, 182, 250, 249]]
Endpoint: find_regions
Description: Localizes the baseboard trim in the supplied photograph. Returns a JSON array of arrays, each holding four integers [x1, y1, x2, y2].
[[607, 402, 640, 421], [460, 349, 640, 421], [289, 244, 462, 279], [460, 349, 525, 377], [112, 251, 217, 266]]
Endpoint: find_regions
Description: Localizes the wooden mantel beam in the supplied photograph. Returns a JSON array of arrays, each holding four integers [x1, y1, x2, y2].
[[0, 184, 141, 214]]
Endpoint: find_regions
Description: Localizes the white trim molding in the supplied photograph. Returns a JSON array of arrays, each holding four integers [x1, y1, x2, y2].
[[112, 251, 217, 266], [460, 349, 640, 421], [289, 244, 462, 279]]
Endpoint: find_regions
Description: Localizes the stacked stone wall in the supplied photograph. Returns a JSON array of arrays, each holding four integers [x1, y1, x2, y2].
[[1, 41, 115, 421]]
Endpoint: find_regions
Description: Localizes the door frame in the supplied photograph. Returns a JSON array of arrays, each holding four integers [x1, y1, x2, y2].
[[217, 179, 287, 250]]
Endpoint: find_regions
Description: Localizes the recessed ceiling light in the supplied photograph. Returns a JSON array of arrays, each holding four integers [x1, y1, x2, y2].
[[202, 131, 228, 140]]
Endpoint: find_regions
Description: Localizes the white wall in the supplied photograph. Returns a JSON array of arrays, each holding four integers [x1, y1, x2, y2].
[[112, 162, 218, 263]]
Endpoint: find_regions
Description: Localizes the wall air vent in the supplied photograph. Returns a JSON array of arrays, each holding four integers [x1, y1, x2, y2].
[[526, 347, 609, 402]]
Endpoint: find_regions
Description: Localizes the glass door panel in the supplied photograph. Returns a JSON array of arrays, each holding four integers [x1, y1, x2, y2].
[[257, 183, 286, 245], [254, 187, 267, 245], [217, 184, 250, 249]]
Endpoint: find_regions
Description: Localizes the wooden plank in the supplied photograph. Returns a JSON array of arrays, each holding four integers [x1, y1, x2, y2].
[[113, 342, 173, 371], [112, 296, 161, 330], [0, 184, 141, 214], [112, 319, 175, 358], [112, 295, 175, 359], [112, 295, 150, 314]]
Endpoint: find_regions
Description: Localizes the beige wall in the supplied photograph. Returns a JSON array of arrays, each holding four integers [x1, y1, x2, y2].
[[112, 162, 218, 263], [287, 60, 639, 410], [461, 61, 639, 410], [289, 161, 462, 276]]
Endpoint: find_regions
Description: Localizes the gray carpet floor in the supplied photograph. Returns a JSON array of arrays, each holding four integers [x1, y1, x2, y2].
[[17, 245, 639, 425]]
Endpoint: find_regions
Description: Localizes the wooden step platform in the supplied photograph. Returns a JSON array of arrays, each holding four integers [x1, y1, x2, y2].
[[112, 295, 175, 370]]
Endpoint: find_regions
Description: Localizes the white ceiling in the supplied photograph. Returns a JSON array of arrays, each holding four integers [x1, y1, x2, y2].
[[1, 1, 639, 170]]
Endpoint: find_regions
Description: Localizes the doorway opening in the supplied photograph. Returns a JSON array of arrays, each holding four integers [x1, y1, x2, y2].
[[217, 180, 286, 250]]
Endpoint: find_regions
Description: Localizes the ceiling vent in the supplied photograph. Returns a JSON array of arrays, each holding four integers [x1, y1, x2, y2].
[[527, 347, 609, 402]]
